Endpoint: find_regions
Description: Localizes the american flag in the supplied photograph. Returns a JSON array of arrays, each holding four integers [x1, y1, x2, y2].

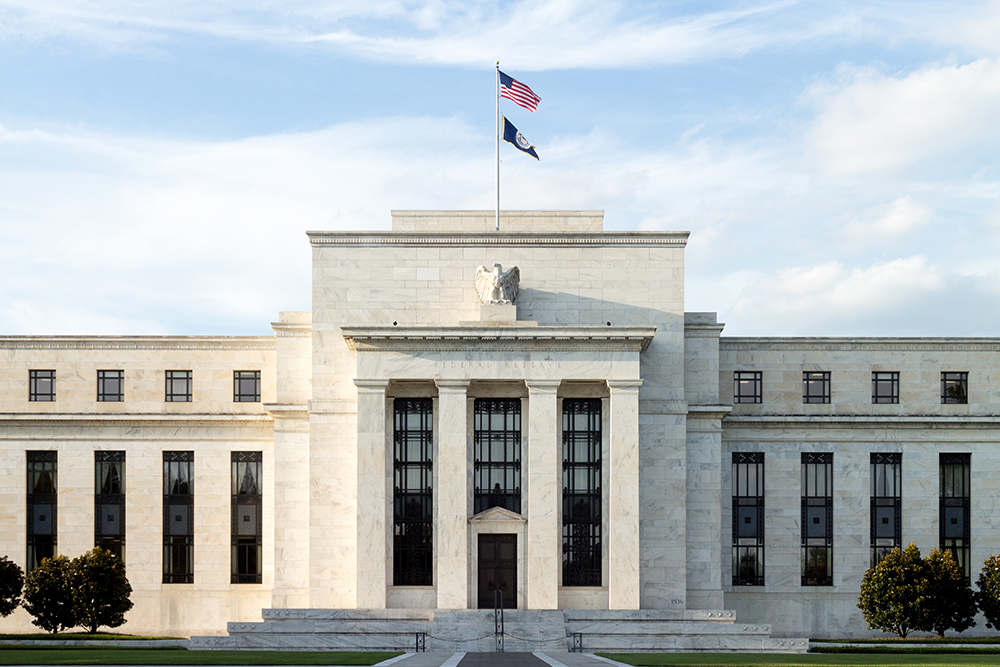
[[499, 70, 541, 112]]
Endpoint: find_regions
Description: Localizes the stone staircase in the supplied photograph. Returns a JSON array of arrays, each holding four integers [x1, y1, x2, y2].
[[189, 608, 807, 653]]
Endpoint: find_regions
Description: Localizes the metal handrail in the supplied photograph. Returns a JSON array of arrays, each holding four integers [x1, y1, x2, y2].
[[494, 589, 505, 652]]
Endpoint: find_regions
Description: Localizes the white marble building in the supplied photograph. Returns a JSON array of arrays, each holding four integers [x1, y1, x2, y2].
[[0, 210, 997, 641]]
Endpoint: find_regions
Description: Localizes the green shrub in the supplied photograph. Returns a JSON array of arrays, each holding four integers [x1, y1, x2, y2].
[[976, 554, 1000, 630], [71, 548, 133, 634], [0, 555, 24, 617], [857, 543, 927, 638], [921, 548, 976, 638], [22, 555, 76, 633]]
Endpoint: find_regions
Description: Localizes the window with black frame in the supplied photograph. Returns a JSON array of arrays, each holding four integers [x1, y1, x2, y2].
[[163, 451, 194, 583], [165, 371, 192, 402], [393, 398, 433, 586], [941, 372, 968, 404], [870, 453, 901, 567], [802, 372, 831, 404], [802, 453, 833, 586], [231, 452, 262, 583], [98, 370, 124, 402], [562, 398, 602, 587], [732, 452, 764, 586], [95, 451, 125, 561], [872, 372, 899, 404], [233, 371, 260, 402], [940, 453, 971, 579], [733, 371, 762, 404], [474, 398, 521, 514], [29, 370, 55, 402], [27, 451, 57, 572]]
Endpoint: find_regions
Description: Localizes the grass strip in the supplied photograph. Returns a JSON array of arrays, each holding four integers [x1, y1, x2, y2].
[[811, 638, 1000, 644], [597, 652, 1000, 666], [812, 648, 1000, 655], [0, 633, 180, 641], [0, 647, 400, 665]]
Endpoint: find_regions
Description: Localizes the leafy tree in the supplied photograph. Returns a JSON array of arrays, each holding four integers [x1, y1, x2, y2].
[[976, 554, 1000, 630], [857, 543, 927, 638], [71, 548, 134, 634], [0, 555, 24, 617], [22, 555, 76, 633], [920, 548, 976, 638]]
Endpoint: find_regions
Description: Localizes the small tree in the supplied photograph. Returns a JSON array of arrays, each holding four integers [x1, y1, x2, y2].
[[22, 555, 76, 634], [857, 543, 927, 638], [71, 548, 133, 634], [920, 548, 976, 638], [0, 555, 24, 617], [976, 554, 1000, 630]]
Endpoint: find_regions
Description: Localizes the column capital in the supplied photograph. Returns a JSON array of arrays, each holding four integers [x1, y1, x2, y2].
[[435, 379, 471, 393], [354, 378, 390, 392], [607, 379, 643, 391], [525, 379, 562, 393]]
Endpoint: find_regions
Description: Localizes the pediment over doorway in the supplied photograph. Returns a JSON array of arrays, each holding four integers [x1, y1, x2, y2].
[[469, 506, 526, 524]]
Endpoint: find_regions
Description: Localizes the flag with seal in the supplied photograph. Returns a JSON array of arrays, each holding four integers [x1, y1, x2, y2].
[[502, 116, 539, 160]]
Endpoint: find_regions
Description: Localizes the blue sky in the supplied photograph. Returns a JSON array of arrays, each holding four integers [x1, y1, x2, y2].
[[2, 1, 1000, 336]]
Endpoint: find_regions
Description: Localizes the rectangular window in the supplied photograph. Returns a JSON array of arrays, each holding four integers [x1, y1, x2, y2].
[[27, 451, 57, 572], [802, 453, 833, 586], [233, 371, 261, 402], [165, 371, 192, 402], [734, 371, 762, 404], [940, 453, 971, 579], [732, 452, 764, 586], [29, 370, 56, 402], [95, 451, 125, 561], [802, 372, 831, 404], [941, 372, 968, 404], [474, 398, 522, 514], [393, 398, 433, 586], [97, 370, 124, 402], [163, 451, 194, 584], [872, 372, 899, 404], [562, 398, 602, 587], [231, 452, 262, 584], [870, 453, 901, 566]]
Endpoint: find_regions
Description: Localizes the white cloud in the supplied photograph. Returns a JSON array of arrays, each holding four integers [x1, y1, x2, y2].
[[0, 0, 874, 68], [843, 196, 933, 242], [804, 58, 1000, 176]]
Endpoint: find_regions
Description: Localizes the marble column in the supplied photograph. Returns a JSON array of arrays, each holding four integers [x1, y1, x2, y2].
[[607, 379, 643, 609], [525, 380, 561, 609], [355, 379, 390, 609], [435, 379, 471, 609]]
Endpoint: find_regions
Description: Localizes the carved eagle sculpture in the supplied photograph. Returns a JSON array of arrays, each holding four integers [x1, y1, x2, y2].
[[475, 263, 520, 305]]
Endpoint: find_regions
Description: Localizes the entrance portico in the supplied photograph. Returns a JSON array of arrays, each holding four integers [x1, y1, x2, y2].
[[342, 325, 654, 610]]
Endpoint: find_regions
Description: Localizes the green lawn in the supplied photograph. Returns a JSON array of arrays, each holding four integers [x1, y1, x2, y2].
[[0, 633, 180, 641], [0, 647, 400, 665], [597, 653, 1000, 667]]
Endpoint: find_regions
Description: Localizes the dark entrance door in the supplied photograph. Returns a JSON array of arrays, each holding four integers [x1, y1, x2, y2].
[[478, 533, 516, 609]]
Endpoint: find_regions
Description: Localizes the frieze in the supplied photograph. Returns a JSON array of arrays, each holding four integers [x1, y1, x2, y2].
[[722, 338, 1000, 352], [440, 360, 561, 370], [0, 337, 275, 351], [308, 231, 688, 248], [341, 325, 656, 352]]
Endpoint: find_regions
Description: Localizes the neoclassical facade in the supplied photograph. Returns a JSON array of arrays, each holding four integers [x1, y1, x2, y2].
[[1, 210, 998, 640]]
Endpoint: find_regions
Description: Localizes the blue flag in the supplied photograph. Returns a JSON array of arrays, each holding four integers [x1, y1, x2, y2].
[[502, 116, 539, 160]]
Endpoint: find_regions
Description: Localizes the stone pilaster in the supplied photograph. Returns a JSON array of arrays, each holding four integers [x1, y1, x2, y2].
[[354, 379, 390, 609], [525, 380, 561, 609], [435, 379, 471, 609], [608, 379, 643, 609]]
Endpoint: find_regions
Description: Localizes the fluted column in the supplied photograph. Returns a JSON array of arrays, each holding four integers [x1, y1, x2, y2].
[[355, 379, 390, 608], [607, 379, 643, 609], [525, 380, 561, 609], [435, 379, 471, 609]]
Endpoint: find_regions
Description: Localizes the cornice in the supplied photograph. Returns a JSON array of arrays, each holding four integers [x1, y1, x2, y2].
[[0, 413, 273, 432], [724, 414, 1000, 428], [0, 336, 275, 351], [721, 337, 1000, 352], [271, 324, 311, 338], [307, 231, 688, 248], [340, 325, 657, 352]]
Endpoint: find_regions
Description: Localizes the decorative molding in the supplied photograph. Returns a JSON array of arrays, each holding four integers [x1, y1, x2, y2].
[[0, 336, 275, 351], [271, 325, 311, 338], [0, 412, 271, 424], [341, 325, 657, 352], [721, 337, 1000, 352], [607, 379, 644, 390], [262, 403, 309, 420], [469, 506, 527, 524], [724, 414, 1000, 428], [308, 231, 689, 248]]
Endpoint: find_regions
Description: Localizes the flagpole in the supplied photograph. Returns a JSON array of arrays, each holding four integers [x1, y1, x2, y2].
[[495, 62, 500, 232]]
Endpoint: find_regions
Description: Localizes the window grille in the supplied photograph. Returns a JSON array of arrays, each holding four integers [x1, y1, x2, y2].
[[95, 451, 125, 561], [940, 453, 971, 579], [732, 452, 764, 586], [474, 398, 521, 514], [870, 452, 901, 566], [231, 452, 262, 583], [393, 398, 433, 586], [562, 398, 602, 587], [734, 371, 762, 404], [163, 451, 194, 583], [27, 451, 57, 572], [801, 453, 833, 586]]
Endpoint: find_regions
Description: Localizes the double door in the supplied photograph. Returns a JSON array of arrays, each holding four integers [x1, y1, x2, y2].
[[477, 533, 516, 609]]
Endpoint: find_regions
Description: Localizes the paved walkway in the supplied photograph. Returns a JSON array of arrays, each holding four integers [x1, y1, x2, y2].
[[383, 652, 621, 667]]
